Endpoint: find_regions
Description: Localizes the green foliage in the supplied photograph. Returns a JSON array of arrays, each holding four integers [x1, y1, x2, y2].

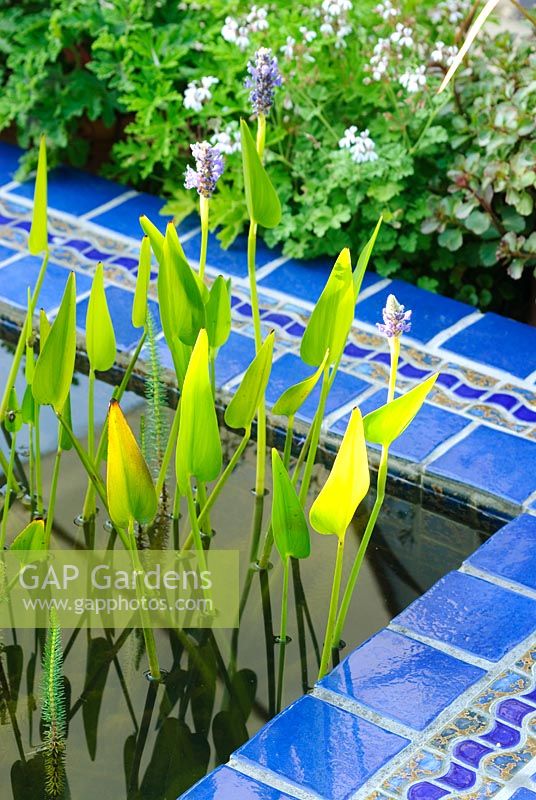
[[271, 449, 310, 561], [142, 309, 169, 479], [1, 2, 533, 315], [41, 611, 67, 799]]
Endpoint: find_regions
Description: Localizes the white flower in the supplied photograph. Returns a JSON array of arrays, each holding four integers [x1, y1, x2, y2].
[[211, 122, 241, 155], [300, 26, 317, 42], [375, 1, 399, 20], [247, 5, 269, 32], [183, 76, 219, 112], [430, 41, 459, 66], [280, 36, 296, 59], [398, 65, 427, 93], [320, 21, 335, 35], [390, 23, 414, 48], [339, 126, 379, 163], [221, 16, 239, 43]]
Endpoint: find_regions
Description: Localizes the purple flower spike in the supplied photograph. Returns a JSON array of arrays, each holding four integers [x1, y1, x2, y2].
[[245, 47, 283, 116], [184, 141, 225, 198], [377, 294, 412, 338]]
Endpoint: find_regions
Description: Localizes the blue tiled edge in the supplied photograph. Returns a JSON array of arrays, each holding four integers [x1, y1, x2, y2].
[[1, 143, 536, 800]]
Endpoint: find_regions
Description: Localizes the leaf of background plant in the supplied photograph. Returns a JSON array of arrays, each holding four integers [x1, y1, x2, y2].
[[224, 331, 274, 430], [39, 308, 50, 351], [5, 388, 22, 433], [32, 272, 76, 413], [24, 289, 34, 386], [21, 385, 35, 425], [438, 0, 500, 93], [271, 449, 310, 561], [205, 276, 231, 349], [363, 373, 439, 446], [176, 329, 222, 493], [132, 235, 151, 329], [159, 226, 205, 347], [139, 215, 165, 265], [240, 119, 281, 229], [82, 636, 112, 761], [272, 349, 329, 417], [59, 395, 73, 451], [106, 400, 157, 529], [10, 519, 46, 551], [310, 407, 369, 539], [354, 217, 382, 300], [86, 263, 116, 372], [28, 135, 47, 255], [301, 248, 355, 367]]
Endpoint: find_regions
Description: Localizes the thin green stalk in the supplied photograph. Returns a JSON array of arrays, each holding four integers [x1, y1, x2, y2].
[[180, 428, 250, 552], [127, 518, 161, 682], [259, 566, 276, 716], [172, 486, 181, 549], [298, 365, 330, 504], [34, 405, 43, 515], [331, 336, 400, 647], [248, 221, 267, 501], [55, 411, 107, 509], [85, 369, 96, 518], [0, 431, 16, 548], [155, 399, 180, 500], [0, 252, 49, 424], [184, 480, 208, 573], [44, 445, 62, 548], [28, 422, 35, 512], [282, 416, 294, 469], [199, 195, 209, 282], [256, 113, 266, 157], [196, 481, 211, 537], [276, 556, 290, 713], [318, 536, 345, 680]]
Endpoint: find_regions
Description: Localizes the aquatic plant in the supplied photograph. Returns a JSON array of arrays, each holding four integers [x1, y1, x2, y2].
[[41, 611, 67, 799]]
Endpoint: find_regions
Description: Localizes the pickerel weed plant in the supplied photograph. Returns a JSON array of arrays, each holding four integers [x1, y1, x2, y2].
[[0, 46, 440, 782]]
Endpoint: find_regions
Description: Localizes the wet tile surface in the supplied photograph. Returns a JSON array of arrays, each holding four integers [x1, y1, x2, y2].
[[237, 695, 409, 798], [321, 629, 484, 730], [181, 766, 295, 799], [468, 514, 536, 591], [11, 166, 127, 216]]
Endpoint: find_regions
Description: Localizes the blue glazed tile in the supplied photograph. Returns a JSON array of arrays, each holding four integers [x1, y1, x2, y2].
[[0, 244, 17, 263], [333, 389, 470, 463], [185, 232, 280, 278], [468, 515, 536, 591], [510, 791, 536, 800], [453, 383, 486, 399], [437, 762, 476, 790], [344, 342, 374, 359], [76, 286, 160, 351], [112, 256, 139, 272], [181, 766, 295, 799], [12, 166, 127, 216], [321, 629, 483, 731], [452, 740, 493, 767], [427, 425, 536, 505], [0, 256, 92, 313], [480, 721, 520, 748], [399, 363, 432, 380], [408, 783, 449, 799], [394, 570, 536, 662], [259, 256, 381, 305], [83, 248, 113, 262], [514, 404, 536, 424], [64, 239, 92, 253], [436, 373, 459, 389], [487, 392, 519, 412], [216, 331, 256, 386], [0, 142, 23, 185], [266, 353, 371, 423], [443, 313, 536, 380], [237, 695, 409, 799], [91, 194, 197, 239], [355, 280, 474, 343]]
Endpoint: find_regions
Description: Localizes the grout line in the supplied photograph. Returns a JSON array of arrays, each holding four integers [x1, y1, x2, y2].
[[0, 180, 22, 194], [228, 755, 324, 800], [459, 563, 536, 601], [523, 366, 536, 384], [387, 622, 495, 670], [420, 420, 479, 467], [311, 686, 415, 740], [425, 310, 482, 348], [81, 190, 138, 220], [523, 489, 536, 510], [322, 383, 380, 429], [355, 277, 392, 301], [0, 251, 31, 270], [255, 255, 291, 281]]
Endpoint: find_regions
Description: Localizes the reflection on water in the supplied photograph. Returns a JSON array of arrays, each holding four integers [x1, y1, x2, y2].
[[0, 362, 503, 799]]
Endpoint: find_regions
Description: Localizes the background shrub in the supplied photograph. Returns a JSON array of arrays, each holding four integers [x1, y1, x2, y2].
[[0, 0, 534, 318]]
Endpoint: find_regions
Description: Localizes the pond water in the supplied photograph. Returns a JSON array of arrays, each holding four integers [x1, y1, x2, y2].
[[0, 343, 503, 800]]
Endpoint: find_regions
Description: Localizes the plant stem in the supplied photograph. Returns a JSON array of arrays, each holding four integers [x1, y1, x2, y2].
[[318, 536, 345, 680], [276, 556, 290, 713], [55, 411, 108, 509], [44, 445, 62, 548], [282, 416, 294, 469], [180, 428, 250, 552], [35, 405, 44, 514], [184, 480, 208, 574], [248, 221, 267, 502], [0, 431, 16, 549], [298, 365, 330, 504], [84, 369, 96, 518], [199, 195, 209, 282], [127, 518, 161, 682], [155, 399, 180, 500]]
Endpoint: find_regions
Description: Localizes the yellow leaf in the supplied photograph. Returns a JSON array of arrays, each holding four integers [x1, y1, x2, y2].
[[106, 400, 157, 529], [310, 407, 369, 539]]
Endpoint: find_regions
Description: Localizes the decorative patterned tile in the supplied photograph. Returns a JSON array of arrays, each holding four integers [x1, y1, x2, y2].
[[510, 789, 536, 799], [193, 232, 282, 279], [467, 515, 536, 591], [443, 313, 536, 380], [427, 426, 536, 505], [237, 695, 410, 799], [90, 193, 189, 239], [217, 331, 257, 386], [76, 285, 160, 351], [11, 166, 127, 216], [180, 766, 296, 799], [0, 256, 92, 313], [332, 389, 470, 463], [355, 279, 476, 344], [394, 571, 536, 662], [321, 629, 484, 731], [0, 243, 17, 263]]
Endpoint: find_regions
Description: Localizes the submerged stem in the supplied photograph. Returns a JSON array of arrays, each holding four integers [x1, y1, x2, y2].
[[318, 536, 345, 680], [0, 431, 17, 549], [276, 556, 290, 713]]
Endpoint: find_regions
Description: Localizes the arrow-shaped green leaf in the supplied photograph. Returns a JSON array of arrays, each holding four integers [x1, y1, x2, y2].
[[271, 449, 310, 561], [272, 349, 329, 417], [86, 263, 116, 372], [240, 119, 281, 229], [224, 331, 274, 430], [363, 373, 439, 446]]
